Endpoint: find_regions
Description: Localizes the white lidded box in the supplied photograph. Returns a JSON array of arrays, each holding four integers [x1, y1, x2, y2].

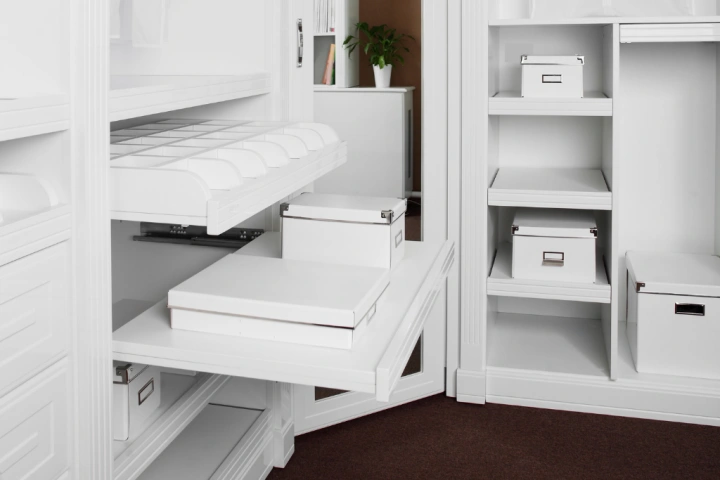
[[281, 193, 407, 270], [112, 362, 161, 441], [627, 251, 720, 380], [521, 55, 584, 99], [512, 209, 597, 284], [168, 253, 389, 349]]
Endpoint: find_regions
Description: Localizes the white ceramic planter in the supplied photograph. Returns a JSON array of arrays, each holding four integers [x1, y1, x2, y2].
[[373, 64, 393, 88]]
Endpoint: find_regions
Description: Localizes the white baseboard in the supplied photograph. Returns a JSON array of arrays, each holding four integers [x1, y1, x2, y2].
[[457, 369, 486, 399]]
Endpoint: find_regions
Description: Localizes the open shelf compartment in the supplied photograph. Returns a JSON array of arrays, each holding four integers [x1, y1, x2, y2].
[[488, 243, 611, 303], [110, 119, 347, 235], [113, 233, 455, 403], [113, 372, 230, 480], [109, 74, 271, 122], [489, 168, 612, 210]]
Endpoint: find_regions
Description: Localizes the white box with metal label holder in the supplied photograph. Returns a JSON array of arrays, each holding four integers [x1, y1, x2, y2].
[[168, 253, 389, 349], [112, 361, 161, 441], [521, 55, 584, 98], [281, 193, 406, 270], [627, 251, 720, 380], [512, 209, 597, 284]]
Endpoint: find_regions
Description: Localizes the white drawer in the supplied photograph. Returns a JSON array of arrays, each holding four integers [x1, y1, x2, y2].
[[0, 242, 71, 395], [0, 361, 71, 480]]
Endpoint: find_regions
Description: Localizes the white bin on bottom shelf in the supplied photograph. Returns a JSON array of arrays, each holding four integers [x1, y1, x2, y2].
[[113, 362, 162, 441], [168, 253, 390, 349], [627, 251, 720, 380]]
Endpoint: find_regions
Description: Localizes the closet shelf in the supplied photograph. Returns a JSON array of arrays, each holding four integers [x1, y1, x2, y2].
[[620, 23, 720, 43], [0, 94, 69, 142], [109, 74, 272, 122], [490, 91, 613, 117], [490, 16, 720, 26], [113, 373, 230, 480], [0, 173, 71, 266], [488, 312, 609, 378], [488, 243, 611, 304], [489, 168, 612, 210], [110, 119, 347, 236], [135, 404, 271, 480], [113, 233, 455, 402]]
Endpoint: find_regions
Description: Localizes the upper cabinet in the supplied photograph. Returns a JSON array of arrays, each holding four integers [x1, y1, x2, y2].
[[0, 0, 70, 141], [109, 0, 278, 121]]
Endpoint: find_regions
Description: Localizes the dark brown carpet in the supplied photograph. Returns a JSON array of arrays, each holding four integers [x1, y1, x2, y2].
[[268, 394, 720, 480]]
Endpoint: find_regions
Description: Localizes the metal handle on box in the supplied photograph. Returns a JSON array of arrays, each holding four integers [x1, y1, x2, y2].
[[542, 74, 563, 84], [675, 303, 705, 317], [138, 378, 155, 405], [542, 252, 565, 267], [296, 19, 304, 67], [395, 230, 404, 248]]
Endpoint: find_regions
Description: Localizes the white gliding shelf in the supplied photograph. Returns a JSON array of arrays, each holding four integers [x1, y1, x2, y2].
[[489, 168, 612, 210], [489, 16, 720, 26], [113, 373, 230, 480], [110, 119, 347, 235], [620, 23, 720, 43], [488, 243, 611, 304], [109, 74, 272, 122], [0, 94, 69, 142], [113, 233, 455, 402], [490, 91, 613, 117]]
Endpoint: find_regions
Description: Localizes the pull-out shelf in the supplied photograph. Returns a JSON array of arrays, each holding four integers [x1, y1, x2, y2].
[[490, 91, 613, 117], [0, 173, 71, 265], [113, 233, 455, 402], [110, 120, 347, 235], [0, 94, 69, 142], [621, 23, 720, 43]]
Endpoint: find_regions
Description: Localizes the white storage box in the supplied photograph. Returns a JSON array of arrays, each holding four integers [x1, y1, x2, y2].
[[627, 251, 720, 380], [168, 253, 389, 349], [112, 362, 161, 441], [512, 209, 597, 283], [281, 193, 407, 270], [521, 55, 584, 99]]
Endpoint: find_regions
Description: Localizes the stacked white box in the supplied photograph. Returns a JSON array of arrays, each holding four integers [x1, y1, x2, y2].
[[521, 55, 584, 98]]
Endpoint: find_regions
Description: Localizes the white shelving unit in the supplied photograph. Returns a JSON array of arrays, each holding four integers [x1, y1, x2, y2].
[[458, 0, 720, 426]]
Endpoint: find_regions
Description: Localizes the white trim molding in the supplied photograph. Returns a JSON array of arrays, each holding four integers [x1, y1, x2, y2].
[[72, 0, 112, 478]]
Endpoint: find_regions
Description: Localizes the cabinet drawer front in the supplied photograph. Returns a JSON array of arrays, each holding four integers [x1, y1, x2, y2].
[[0, 242, 70, 395], [0, 362, 70, 480]]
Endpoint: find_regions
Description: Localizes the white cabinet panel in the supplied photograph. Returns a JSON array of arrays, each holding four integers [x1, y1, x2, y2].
[[0, 361, 71, 480], [0, 242, 70, 395]]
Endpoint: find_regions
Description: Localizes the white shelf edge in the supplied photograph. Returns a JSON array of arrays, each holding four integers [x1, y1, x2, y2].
[[112, 236, 454, 401], [488, 168, 612, 210], [109, 74, 272, 122], [0, 204, 72, 267], [210, 409, 274, 480], [314, 86, 416, 93], [487, 243, 612, 304], [113, 373, 230, 480], [489, 91, 613, 117], [0, 94, 70, 142], [620, 23, 720, 43], [490, 15, 720, 26]]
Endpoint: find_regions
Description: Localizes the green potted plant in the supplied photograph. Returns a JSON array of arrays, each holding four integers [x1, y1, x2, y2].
[[343, 22, 414, 88]]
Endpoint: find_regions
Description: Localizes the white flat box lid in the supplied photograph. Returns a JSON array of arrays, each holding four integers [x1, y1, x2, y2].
[[627, 251, 720, 298], [168, 254, 390, 328], [281, 193, 407, 224], [513, 208, 597, 239], [521, 55, 585, 66]]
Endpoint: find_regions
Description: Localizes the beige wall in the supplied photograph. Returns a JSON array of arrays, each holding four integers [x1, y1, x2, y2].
[[357, 0, 422, 192]]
